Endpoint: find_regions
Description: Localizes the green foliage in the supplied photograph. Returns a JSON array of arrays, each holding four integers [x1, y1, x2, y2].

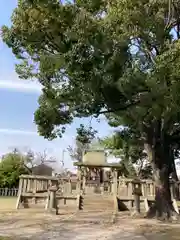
[[2, 0, 180, 173], [0, 151, 28, 188], [2, 0, 131, 139], [67, 124, 97, 161], [76, 124, 97, 145], [100, 128, 152, 178]]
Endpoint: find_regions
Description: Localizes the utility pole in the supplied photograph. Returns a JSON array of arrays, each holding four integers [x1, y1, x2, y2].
[[60, 149, 65, 167]]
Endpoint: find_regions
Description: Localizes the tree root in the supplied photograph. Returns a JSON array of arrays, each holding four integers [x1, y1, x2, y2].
[[145, 203, 180, 221]]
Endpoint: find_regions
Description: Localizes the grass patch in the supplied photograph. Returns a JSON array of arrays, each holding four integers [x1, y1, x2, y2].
[[0, 237, 13, 240], [0, 197, 17, 210], [0, 238, 26, 240]]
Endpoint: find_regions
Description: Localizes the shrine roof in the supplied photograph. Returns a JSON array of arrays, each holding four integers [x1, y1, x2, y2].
[[73, 162, 122, 168]]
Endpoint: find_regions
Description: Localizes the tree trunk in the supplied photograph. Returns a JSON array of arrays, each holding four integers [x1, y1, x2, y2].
[[147, 164, 178, 220], [145, 144, 179, 220], [171, 157, 179, 200]]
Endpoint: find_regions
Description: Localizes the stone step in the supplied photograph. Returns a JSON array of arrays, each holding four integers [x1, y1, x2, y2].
[[84, 201, 113, 204], [83, 204, 113, 208], [82, 195, 114, 211], [84, 199, 113, 202], [83, 201, 114, 205], [83, 198, 113, 203], [83, 195, 112, 200], [62, 210, 114, 224]]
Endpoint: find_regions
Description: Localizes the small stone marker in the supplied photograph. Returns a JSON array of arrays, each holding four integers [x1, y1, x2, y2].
[[144, 198, 150, 212], [47, 185, 58, 215], [132, 179, 142, 216]]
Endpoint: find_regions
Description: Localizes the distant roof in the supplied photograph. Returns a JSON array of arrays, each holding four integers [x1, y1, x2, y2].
[[31, 163, 53, 170]]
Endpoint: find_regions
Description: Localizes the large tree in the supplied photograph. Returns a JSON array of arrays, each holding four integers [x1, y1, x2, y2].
[[3, 0, 180, 219]]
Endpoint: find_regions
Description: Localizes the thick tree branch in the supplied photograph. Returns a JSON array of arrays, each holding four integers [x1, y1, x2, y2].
[[172, 2, 180, 39], [96, 100, 140, 115], [165, 0, 173, 30]]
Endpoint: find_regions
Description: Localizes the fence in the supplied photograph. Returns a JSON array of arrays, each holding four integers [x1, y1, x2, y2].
[[117, 178, 180, 200], [0, 188, 18, 197]]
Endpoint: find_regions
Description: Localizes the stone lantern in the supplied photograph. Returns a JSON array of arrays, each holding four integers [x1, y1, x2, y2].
[[132, 179, 142, 215]]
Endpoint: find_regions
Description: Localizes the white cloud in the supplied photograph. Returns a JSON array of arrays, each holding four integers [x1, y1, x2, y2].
[[0, 71, 42, 93], [0, 127, 72, 144], [0, 128, 37, 135], [0, 80, 42, 93], [0, 128, 72, 142]]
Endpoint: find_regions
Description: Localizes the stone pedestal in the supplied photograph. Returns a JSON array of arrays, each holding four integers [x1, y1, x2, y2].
[[47, 185, 58, 215], [100, 185, 104, 195], [131, 180, 142, 216]]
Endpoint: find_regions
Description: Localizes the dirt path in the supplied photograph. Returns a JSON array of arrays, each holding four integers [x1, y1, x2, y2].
[[0, 210, 179, 240]]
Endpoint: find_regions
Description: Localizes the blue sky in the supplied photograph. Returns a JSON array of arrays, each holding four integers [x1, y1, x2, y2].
[[0, 1, 113, 171]]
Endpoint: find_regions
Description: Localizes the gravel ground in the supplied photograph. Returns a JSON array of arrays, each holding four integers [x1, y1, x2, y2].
[[0, 210, 179, 240]]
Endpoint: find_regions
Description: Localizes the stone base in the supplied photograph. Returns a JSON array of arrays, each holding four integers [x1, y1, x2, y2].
[[131, 210, 141, 217], [46, 208, 58, 215]]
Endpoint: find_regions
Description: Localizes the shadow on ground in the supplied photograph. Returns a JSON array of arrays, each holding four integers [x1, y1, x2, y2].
[[1, 211, 180, 239], [138, 225, 180, 240]]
